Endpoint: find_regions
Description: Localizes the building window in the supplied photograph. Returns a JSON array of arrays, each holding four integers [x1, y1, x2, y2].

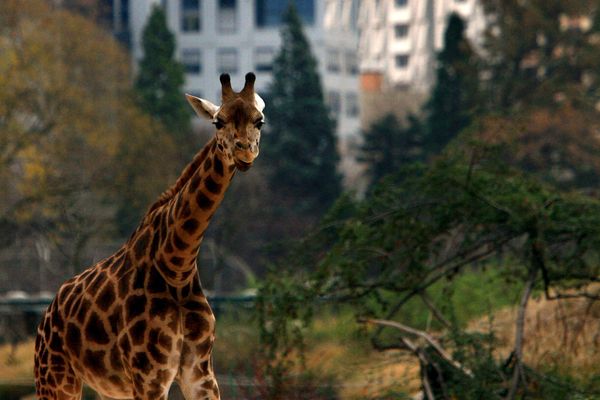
[[327, 91, 341, 116], [349, 0, 359, 31], [395, 54, 410, 68], [181, 0, 201, 32], [395, 23, 409, 38], [254, 47, 275, 72], [327, 49, 341, 73], [255, 0, 314, 27], [218, 0, 237, 33], [395, 0, 408, 7], [182, 49, 202, 74], [112, 0, 131, 47], [218, 48, 238, 74], [119, 0, 130, 31], [344, 51, 358, 75], [345, 93, 359, 117]]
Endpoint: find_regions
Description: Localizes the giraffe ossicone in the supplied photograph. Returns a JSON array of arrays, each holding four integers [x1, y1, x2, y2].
[[34, 73, 264, 400]]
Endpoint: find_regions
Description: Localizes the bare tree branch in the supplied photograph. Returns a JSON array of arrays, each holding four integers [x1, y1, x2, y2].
[[396, 335, 436, 400], [420, 291, 452, 330], [506, 265, 537, 400], [360, 318, 474, 378]]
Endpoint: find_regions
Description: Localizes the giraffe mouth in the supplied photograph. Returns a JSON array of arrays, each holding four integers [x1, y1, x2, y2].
[[235, 159, 253, 171]]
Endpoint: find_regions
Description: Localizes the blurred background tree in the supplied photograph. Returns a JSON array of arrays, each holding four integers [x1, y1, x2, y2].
[[358, 113, 424, 190], [262, 3, 342, 222], [116, 4, 195, 235], [423, 12, 480, 157], [260, 135, 600, 400], [134, 4, 192, 143], [477, 0, 600, 188], [0, 0, 177, 290], [480, 0, 599, 111], [258, 2, 600, 398]]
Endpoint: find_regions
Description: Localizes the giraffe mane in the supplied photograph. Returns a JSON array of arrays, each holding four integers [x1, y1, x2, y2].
[[145, 137, 215, 218]]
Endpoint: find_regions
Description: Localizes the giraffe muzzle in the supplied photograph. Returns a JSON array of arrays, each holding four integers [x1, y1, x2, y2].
[[233, 141, 258, 171], [233, 152, 257, 171], [235, 159, 253, 171]]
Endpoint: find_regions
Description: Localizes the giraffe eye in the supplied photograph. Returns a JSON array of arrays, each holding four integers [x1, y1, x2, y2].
[[213, 119, 225, 129]]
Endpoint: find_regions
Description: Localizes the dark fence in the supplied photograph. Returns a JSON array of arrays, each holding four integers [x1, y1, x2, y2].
[[0, 294, 256, 344]]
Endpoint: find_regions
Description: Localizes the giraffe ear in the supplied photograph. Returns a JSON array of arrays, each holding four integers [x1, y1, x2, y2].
[[186, 94, 219, 120], [254, 93, 265, 112]]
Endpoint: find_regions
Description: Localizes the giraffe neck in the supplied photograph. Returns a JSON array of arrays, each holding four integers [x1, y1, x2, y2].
[[131, 137, 235, 287]]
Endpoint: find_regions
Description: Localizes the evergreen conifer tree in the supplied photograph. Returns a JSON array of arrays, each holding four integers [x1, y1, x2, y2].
[[118, 5, 194, 234], [358, 113, 423, 189], [262, 3, 342, 215], [134, 5, 191, 144], [424, 13, 479, 155]]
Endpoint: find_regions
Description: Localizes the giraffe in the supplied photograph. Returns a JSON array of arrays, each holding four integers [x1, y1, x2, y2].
[[33, 72, 265, 400]]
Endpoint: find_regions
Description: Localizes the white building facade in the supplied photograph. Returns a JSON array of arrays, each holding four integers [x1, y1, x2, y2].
[[123, 0, 361, 138], [358, 0, 486, 93]]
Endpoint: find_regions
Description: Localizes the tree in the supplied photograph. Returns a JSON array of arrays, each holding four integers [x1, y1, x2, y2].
[[113, 109, 180, 235], [475, 107, 600, 188], [262, 3, 342, 216], [134, 5, 192, 147], [480, 0, 599, 112], [424, 13, 479, 156], [475, 1, 600, 188], [257, 4, 600, 396], [119, 4, 194, 233], [0, 0, 178, 291], [259, 136, 600, 398], [358, 113, 424, 189]]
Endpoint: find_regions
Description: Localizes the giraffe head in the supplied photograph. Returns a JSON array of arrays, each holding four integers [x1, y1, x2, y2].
[[186, 72, 265, 172]]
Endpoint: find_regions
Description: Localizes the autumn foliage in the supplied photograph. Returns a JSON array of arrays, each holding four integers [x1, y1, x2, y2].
[[0, 0, 179, 288]]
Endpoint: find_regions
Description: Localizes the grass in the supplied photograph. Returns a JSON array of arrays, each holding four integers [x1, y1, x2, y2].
[[294, 269, 600, 398], [395, 264, 524, 330], [213, 304, 420, 398], [469, 284, 600, 385], [212, 306, 262, 376], [0, 340, 35, 384]]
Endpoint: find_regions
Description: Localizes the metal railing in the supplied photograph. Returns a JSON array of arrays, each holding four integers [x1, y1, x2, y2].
[[0, 294, 256, 316]]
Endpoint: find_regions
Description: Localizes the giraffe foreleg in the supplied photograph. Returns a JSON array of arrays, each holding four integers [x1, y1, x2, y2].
[[177, 299, 220, 400], [34, 324, 83, 400], [177, 355, 220, 400]]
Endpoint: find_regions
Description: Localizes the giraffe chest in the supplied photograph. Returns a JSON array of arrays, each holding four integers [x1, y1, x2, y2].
[[57, 294, 182, 397], [51, 265, 216, 398]]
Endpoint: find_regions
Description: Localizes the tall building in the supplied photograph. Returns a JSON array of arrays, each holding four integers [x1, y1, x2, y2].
[[356, 0, 485, 129], [358, 0, 485, 93], [121, 0, 361, 138]]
